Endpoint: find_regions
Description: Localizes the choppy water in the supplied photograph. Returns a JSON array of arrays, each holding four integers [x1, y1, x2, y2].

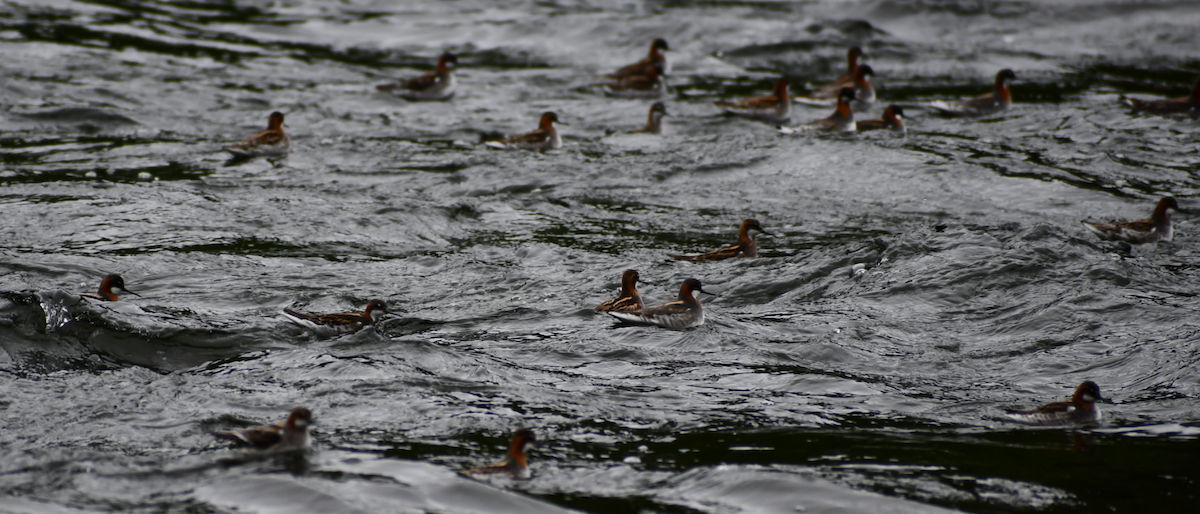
[[2, 1, 1199, 513]]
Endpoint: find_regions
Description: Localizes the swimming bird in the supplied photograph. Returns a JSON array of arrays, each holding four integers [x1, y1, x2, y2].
[[213, 407, 314, 450], [856, 104, 906, 133], [376, 52, 458, 101], [670, 219, 772, 262], [779, 87, 857, 133], [1005, 381, 1104, 425], [283, 299, 390, 334], [926, 69, 1016, 117], [1119, 76, 1200, 118], [1081, 196, 1179, 244], [80, 274, 139, 302], [486, 112, 564, 151], [609, 278, 711, 329], [463, 429, 537, 479], [607, 38, 670, 79], [810, 47, 863, 99], [224, 111, 290, 158], [798, 59, 875, 105], [595, 269, 644, 313], [631, 102, 670, 134], [717, 75, 791, 123], [602, 63, 665, 98]]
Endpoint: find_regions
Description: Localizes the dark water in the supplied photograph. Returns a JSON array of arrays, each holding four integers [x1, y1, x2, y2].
[[2, 1, 1199, 513]]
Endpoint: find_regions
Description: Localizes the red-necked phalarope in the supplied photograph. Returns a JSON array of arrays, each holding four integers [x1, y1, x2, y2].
[[799, 55, 875, 106], [376, 52, 458, 101], [717, 75, 791, 123], [1081, 196, 1179, 244], [609, 278, 712, 329], [856, 104, 905, 133], [225, 111, 289, 158], [779, 87, 857, 133], [670, 219, 772, 262], [927, 69, 1016, 117], [213, 407, 314, 450], [602, 63, 665, 98], [283, 299, 390, 334], [595, 269, 644, 312], [607, 38, 670, 79], [812, 47, 863, 98], [463, 429, 537, 479], [1005, 381, 1104, 425], [1120, 76, 1200, 118], [630, 102, 670, 134], [487, 112, 564, 151]]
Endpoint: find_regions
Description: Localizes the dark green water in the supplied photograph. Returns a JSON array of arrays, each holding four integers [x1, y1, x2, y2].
[[1, 1, 1199, 513]]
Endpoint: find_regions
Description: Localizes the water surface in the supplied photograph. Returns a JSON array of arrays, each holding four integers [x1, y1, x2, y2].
[[2, 1, 1199, 513]]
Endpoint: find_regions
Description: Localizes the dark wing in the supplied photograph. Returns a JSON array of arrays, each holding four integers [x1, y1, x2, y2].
[[1030, 401, 1076, 416], [377, 70, 442, 93], [230, 129, 286, 151], [376, 82, 402, 93], [694, 243, 747, 262], [856, 118, 887, 131], [399, 70, 443, 92], [803, 117, 841, 132], [596, 295, 643, 312], [609, 300, 700, 329], [608, 74, 659, 91], [1115, 219, 1155, 233], [214, 421, 285, 449], [500, 128, 552, 146], [670, 243, 746, 263], [463, 463, 503, 475], [1123, 96, 1192, 115], [463, 458, 522, 478], [283, 307, 321, 323], [317, 313, 370, 326], [1080, 221, 1119, 240], [961, 92, 1002, 113], [284, 309, 367, 327], [718, 94, 781, 110], [811, 75, 855, 99], [607, 58, 655, 79], [1082, 218, 1157, 242], [631, 301, 690, 318], [1004, 400, 1079, 425]]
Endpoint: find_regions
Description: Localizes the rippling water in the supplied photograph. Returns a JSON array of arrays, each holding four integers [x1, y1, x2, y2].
[[2, 1, 1199, 513]]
